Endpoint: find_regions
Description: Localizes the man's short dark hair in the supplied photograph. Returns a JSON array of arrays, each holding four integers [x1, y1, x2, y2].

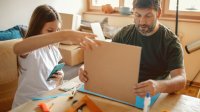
[[133, 0, 161, 11]]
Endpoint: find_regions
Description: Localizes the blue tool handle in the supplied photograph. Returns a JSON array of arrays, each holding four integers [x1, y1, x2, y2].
[[32, 93, 68, 101]]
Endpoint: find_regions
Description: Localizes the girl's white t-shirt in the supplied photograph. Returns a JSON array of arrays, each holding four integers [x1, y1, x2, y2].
[[12, 45, 62, 108]]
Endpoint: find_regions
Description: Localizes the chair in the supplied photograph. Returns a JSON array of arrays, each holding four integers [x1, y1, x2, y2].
[[0, 39, 20, 112]]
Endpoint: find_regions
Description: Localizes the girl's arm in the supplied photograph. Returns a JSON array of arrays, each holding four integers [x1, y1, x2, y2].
[[14, 30, 97, 55]]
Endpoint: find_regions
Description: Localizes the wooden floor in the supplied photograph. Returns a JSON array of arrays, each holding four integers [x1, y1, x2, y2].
[[176, 85, 200, 98]]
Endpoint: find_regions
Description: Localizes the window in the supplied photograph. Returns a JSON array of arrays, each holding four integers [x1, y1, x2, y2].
[[124, 0, 133, 8], [91, 0, 119, 7], [88, 0, 133, 11], [88, 0, 200, 21], [168, 0, 200, 12], [162, 0, 200, 21]]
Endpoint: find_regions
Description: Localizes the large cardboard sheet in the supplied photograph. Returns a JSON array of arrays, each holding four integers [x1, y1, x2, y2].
[[84, 41, 141, 104]]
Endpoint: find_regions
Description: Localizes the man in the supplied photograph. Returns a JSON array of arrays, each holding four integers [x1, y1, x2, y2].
[[79, 0, 186, 97]]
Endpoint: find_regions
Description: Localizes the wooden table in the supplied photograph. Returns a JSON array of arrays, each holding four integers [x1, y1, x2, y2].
[[10, 77, 200, 112]]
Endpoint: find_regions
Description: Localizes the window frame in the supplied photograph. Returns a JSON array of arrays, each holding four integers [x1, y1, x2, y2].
[[87, 0, 200, 21], [88, 0, 125, 11], [161, 0, 200, 21]]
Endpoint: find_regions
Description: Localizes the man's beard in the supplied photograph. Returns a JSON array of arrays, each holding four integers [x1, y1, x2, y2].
[[136, 20, 157, 35]]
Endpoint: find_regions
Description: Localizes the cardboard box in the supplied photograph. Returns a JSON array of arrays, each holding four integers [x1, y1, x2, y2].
[[60, 13, 81, 30], [59, 13, 81, 45], [59, 44, 84, 66]]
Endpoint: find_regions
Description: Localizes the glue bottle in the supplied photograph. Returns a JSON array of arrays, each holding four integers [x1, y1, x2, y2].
[[143, 92, 151, 112]]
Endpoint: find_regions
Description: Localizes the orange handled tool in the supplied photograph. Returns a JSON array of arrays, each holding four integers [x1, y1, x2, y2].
[[38, 102, 50, 112]]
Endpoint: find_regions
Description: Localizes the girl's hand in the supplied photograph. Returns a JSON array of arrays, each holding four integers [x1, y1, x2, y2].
[[51, 70, 64, 86], [66, 30, 100, 50]]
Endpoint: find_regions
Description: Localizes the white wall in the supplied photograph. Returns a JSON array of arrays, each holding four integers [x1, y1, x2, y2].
[[0, 0, 87, 30]]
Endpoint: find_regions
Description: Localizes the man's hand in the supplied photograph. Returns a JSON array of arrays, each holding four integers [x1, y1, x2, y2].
[[134, 68, 186, 98], [134, 79, 160, 97], [78, 65, 88, 83]]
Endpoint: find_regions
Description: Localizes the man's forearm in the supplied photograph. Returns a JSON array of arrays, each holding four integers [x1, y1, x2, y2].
[[157, 75, 186, 93]]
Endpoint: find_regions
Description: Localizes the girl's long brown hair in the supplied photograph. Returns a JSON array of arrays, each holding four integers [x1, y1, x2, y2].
[[25, 4, 62, 38]]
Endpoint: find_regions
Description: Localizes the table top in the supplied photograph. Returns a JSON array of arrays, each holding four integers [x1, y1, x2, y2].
[[10, 77, 200, 112]]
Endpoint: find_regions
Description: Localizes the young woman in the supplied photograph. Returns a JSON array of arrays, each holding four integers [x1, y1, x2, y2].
[[12, 4, 97, 108]]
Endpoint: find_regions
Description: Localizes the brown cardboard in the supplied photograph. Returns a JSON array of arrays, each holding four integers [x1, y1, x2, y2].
[[59, 44, 83, 66], [60, 13, 81, 30], [59, 13, 81, 45], [84, 41, 141, 104]]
